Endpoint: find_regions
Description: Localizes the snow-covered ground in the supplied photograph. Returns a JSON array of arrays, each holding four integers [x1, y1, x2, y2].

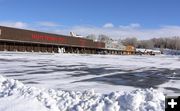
[[0, 52, 179, 95], [0, 52, 179, 111], [0, 75, 165, 111]]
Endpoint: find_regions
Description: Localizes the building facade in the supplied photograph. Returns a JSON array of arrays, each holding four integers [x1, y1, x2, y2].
[[0, 26, 135, 55]]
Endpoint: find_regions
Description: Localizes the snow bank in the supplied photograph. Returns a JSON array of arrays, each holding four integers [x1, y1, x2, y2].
[[0, 75, 165, 111]]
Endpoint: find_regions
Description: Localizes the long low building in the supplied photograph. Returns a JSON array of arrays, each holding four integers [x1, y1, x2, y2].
[[0, 26, 135, 54]]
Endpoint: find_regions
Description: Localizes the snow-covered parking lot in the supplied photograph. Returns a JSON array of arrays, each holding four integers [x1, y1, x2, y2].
[[0, 52, 179, 111], [0, 52, 179, 94]]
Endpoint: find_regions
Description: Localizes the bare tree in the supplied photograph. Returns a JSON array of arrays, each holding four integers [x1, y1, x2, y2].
[[86, 34, 97, 41], [95, 34, 180, 50], [122, 37, 138, 47], [98, 34, 111, 43]]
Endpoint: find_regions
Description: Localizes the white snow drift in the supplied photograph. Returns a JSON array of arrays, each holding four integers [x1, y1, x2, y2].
[[0, 75, 165, 111]]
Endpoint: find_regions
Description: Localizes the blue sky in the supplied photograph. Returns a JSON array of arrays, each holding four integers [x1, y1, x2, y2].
[[0, 0, 180, 39]]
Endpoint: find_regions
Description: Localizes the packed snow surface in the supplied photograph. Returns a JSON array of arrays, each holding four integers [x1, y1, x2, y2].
[[0, 75, 165, 111], [0, 52, 180, 95], [0, 52, 179, 110]]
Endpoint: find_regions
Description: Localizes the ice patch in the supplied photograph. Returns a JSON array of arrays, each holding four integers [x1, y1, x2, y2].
[[0, 75, 165, 111]]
